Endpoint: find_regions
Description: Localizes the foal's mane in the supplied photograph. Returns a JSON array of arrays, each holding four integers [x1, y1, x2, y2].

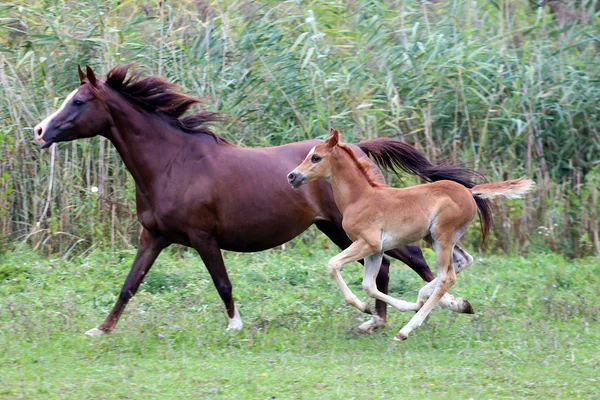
[[337, 144, 384, 188], [103, 64, 229, 145]]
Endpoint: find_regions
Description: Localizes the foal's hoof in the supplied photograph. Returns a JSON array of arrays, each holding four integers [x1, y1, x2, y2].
[[85, 327, 105, 337], [393, 332, 408, 341], [363, 304, 373, 315], [462, 300, 475, 314], [357, 315, 385, 333]]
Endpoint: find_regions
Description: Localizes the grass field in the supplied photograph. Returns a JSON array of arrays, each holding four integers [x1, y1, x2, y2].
[[1, 243, 599, 399]]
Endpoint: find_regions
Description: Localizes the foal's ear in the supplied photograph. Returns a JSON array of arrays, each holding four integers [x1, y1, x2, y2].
[[77, 65, 86, 85], [86, 65, 98, 87], [326, 128, 341, 148]]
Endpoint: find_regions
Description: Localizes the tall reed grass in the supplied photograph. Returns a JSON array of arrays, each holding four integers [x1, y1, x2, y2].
[[0, 0, 598, 256]]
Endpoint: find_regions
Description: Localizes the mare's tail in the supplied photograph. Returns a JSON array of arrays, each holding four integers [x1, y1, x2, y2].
[[470, 177, 535, 199], [358, 137, 495, 245], [358, 138, 485, 185]]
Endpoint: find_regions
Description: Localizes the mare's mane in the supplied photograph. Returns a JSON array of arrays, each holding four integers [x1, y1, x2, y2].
[[337, 144, 385, 188], [102, 64, 229, 145]]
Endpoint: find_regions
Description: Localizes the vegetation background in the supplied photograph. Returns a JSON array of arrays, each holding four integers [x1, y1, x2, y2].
[[1, 0, 599, 257]]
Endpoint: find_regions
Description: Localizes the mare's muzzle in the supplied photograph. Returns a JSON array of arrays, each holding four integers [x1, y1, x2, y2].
[[34, 121, 67, 149], [287, 171, 305, 188]]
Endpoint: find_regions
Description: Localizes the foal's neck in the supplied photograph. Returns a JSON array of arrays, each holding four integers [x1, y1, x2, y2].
[[329, 146, 378, 214]]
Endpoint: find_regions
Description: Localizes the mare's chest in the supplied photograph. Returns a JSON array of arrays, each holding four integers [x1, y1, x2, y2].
[[134, 176, 215, 244]]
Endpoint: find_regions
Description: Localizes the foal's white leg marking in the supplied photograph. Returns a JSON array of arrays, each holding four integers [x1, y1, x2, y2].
[[362, 253, 420, 312], [34, 89, 78, 135], [84, 327, 106, 337], [226, 304, 243, 331], [452, 245, 474, 273]]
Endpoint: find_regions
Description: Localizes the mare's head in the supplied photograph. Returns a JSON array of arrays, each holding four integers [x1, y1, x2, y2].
[[34, 66, 111, 148], [34, 64, 224, 149], [287, 128, 341, 188]]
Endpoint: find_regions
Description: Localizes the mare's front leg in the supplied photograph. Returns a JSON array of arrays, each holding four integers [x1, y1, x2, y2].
[[327, 239, 378, 314], [190, 232, 242, 331], [86, 228, 170, 336]]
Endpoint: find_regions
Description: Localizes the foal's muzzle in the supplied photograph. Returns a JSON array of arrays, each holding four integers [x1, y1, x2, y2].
[[287, 171, 305, 188]]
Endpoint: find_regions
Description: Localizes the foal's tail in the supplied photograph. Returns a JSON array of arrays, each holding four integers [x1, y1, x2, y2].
[[358, 137, 495, 244], [470, 177, 535, 200]]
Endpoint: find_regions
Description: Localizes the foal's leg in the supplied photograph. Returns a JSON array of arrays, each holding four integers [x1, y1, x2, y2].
[[327, 239, 378, 314], [315, 220, 388, 330], [190, 233, 242, 331], [452, 245, 474, 273], [395, 241, 457, 341], [416, 245, 474, 314], [86, 228, 170, 336], [362, 253, 420, 312], [386, 245, 474, 314]]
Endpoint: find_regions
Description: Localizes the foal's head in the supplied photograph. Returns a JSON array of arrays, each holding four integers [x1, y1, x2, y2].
[[34, 66, 111, 148], [287, 128, 341, 188]]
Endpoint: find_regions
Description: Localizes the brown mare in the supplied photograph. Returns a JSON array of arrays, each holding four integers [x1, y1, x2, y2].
[[288, 129, 535, 340], [34, 64, 468, 336]]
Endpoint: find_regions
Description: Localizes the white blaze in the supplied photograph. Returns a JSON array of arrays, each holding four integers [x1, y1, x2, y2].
[[34, 89, 78, 136]]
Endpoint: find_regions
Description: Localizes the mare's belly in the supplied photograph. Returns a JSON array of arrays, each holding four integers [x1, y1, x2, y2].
[[215, 218, 314, 252]]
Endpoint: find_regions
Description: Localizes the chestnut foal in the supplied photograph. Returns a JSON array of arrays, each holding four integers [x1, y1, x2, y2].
[[288, 129, 534, 341]]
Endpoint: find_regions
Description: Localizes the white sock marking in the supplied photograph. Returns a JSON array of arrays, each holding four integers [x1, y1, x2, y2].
[[226, 305, 243, 331]]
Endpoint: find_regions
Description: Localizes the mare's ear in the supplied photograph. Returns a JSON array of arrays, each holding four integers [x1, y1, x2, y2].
[[77, 65, 86, 85], [326, 128, 340, 148], [86, 65, 98, 87]]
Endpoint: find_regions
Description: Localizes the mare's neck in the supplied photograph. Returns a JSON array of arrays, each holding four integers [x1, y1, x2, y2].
[[329, 147, 377, 214], [102, 94, 217, 198]]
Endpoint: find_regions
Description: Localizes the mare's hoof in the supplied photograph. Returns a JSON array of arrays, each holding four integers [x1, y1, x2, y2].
[[226, 322, 243, 332], [393, 332, 408, 341], [85, 327, 105, 337], [463, 300, 475, 314]]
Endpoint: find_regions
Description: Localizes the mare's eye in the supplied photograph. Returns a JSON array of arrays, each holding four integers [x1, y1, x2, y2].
[[311, 154, 322, 164], [73, 99, 84, 106]]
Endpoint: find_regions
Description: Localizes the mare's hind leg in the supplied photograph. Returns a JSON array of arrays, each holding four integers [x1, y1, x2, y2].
[[384, 246, 435, 282], [396, 240, 457, 341], [362, 253, 420, 312], [190, 232, 242, 331], [416, 245, 474, 314]]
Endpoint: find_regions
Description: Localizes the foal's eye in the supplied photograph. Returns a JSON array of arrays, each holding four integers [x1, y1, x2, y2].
[[311, 154, 322, 164], [73, 99, 84, 106]]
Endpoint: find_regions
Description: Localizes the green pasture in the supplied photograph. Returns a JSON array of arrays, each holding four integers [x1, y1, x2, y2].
[[1, 244, 598, 399]]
